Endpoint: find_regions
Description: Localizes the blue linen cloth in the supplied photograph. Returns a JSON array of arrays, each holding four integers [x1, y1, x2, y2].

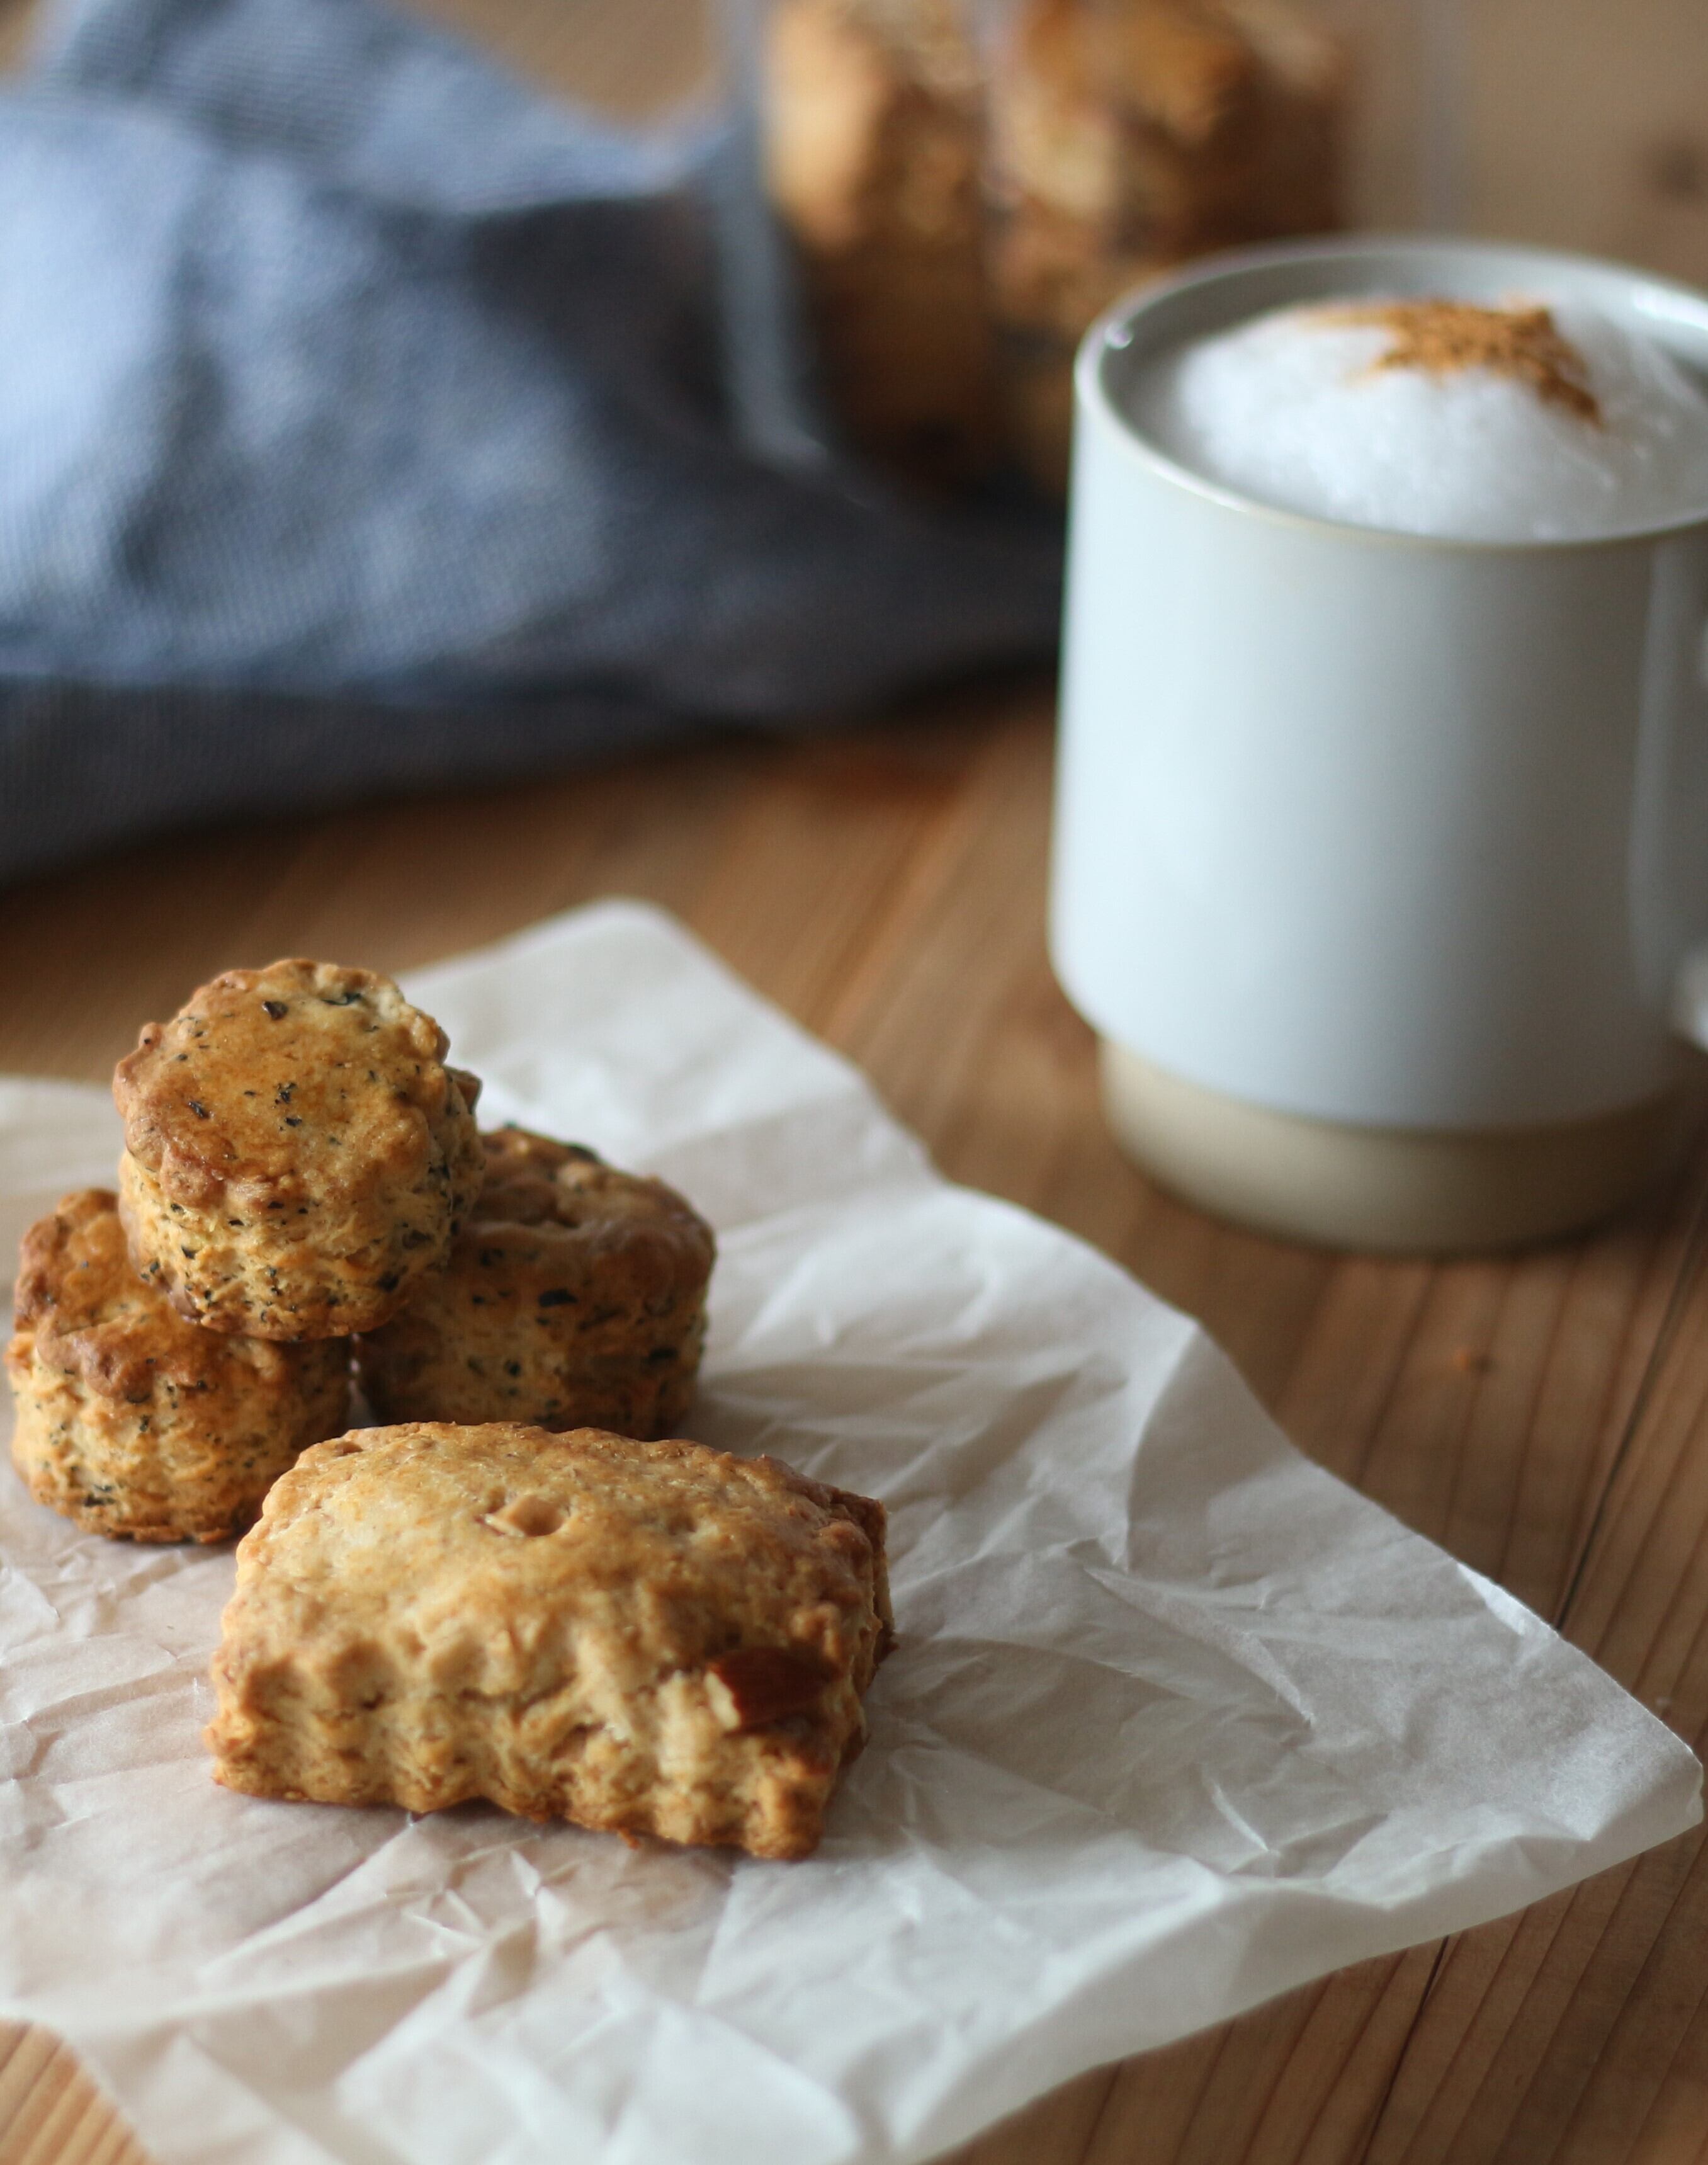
[[0, 0, 1061, 881]]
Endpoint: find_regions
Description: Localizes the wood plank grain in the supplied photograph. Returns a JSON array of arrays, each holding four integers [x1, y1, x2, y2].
[[0, 2031, 148, 2165], [1355, 1193, 1708, 2165]]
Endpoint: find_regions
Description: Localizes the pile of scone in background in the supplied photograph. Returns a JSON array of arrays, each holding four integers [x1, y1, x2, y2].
[[763, 0, 1345, 494], [3, 959, 890, 1861]]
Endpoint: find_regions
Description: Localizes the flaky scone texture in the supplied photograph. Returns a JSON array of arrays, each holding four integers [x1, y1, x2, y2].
[[113, 958, 484, 1339], [206, 1423, 892, 1859], [6, 1190, 351, 1542], [354, 1128, 715, 1435]]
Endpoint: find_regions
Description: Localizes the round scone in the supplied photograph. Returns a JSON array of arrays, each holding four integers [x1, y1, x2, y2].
[[205, 1423, 892, 1858], [5, 1189, 351, 1542], [113, 958, 484, 1339], [353, 1127, 715, 1434]]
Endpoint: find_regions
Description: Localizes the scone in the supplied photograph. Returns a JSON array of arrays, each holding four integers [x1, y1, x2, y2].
[[206, 1423, 891, 1859], [763, 0, 998, 491], [6, 1189, 350, 1542], [113, 958, 484, 1339], [353, 1127, 715, 1436]]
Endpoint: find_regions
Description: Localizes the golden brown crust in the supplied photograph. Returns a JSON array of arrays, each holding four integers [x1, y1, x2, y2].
[[763, 0, 998, 492], [113, 959, 484, 1338], [353, 1127, 715, 1435], [5, 1190, 351, 1542], [205, 1423, 891, 1858]]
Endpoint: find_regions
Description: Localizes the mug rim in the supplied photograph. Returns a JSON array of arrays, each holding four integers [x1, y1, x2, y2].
[[1077, 232, 1708, 557]]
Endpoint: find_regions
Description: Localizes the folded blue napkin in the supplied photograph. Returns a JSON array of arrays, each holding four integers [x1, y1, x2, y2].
[[0, 0, 1060, 880]]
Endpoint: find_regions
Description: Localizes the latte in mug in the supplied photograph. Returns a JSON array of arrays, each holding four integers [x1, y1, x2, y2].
[[1130, 295, 1708, 542], [1053, 243, 1708, 1253]]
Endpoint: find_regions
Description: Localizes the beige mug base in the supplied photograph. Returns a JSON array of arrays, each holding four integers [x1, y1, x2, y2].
[[1100, 1042, 1683, 1254]]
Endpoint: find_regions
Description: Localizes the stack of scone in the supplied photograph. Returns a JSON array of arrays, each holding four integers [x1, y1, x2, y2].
[[4, 957, 890, 1860], [761, 0, 1345, 496]]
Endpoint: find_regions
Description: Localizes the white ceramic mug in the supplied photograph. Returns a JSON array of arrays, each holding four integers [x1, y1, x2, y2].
[[1051, 236, 1708, 1251]]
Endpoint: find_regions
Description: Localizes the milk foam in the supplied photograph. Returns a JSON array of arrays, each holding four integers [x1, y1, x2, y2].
[[1132, 298, 1708, 541]]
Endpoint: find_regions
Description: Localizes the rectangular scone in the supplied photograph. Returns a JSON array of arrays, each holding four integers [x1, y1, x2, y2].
[[205, 1422, 892, 1860]]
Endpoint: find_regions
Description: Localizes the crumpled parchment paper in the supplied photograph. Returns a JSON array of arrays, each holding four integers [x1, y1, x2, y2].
[[0, 901, 1699, 2165]]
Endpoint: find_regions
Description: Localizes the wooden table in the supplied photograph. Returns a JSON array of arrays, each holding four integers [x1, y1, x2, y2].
[[1, 689, 1705, 2165]]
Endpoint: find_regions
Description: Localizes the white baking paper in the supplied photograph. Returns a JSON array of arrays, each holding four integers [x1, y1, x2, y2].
[[0, 901, 1699, 2165]]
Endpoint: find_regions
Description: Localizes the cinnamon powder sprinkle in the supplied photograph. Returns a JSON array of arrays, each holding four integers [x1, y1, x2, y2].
[[1320, 299, 1603, 426]]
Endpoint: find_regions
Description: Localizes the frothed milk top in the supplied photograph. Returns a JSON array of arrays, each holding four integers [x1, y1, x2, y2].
[[1131, 297, 1708, 541]]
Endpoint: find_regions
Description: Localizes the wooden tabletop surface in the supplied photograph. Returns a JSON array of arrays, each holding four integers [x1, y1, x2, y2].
[[1, 691, 1707, 2165]]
